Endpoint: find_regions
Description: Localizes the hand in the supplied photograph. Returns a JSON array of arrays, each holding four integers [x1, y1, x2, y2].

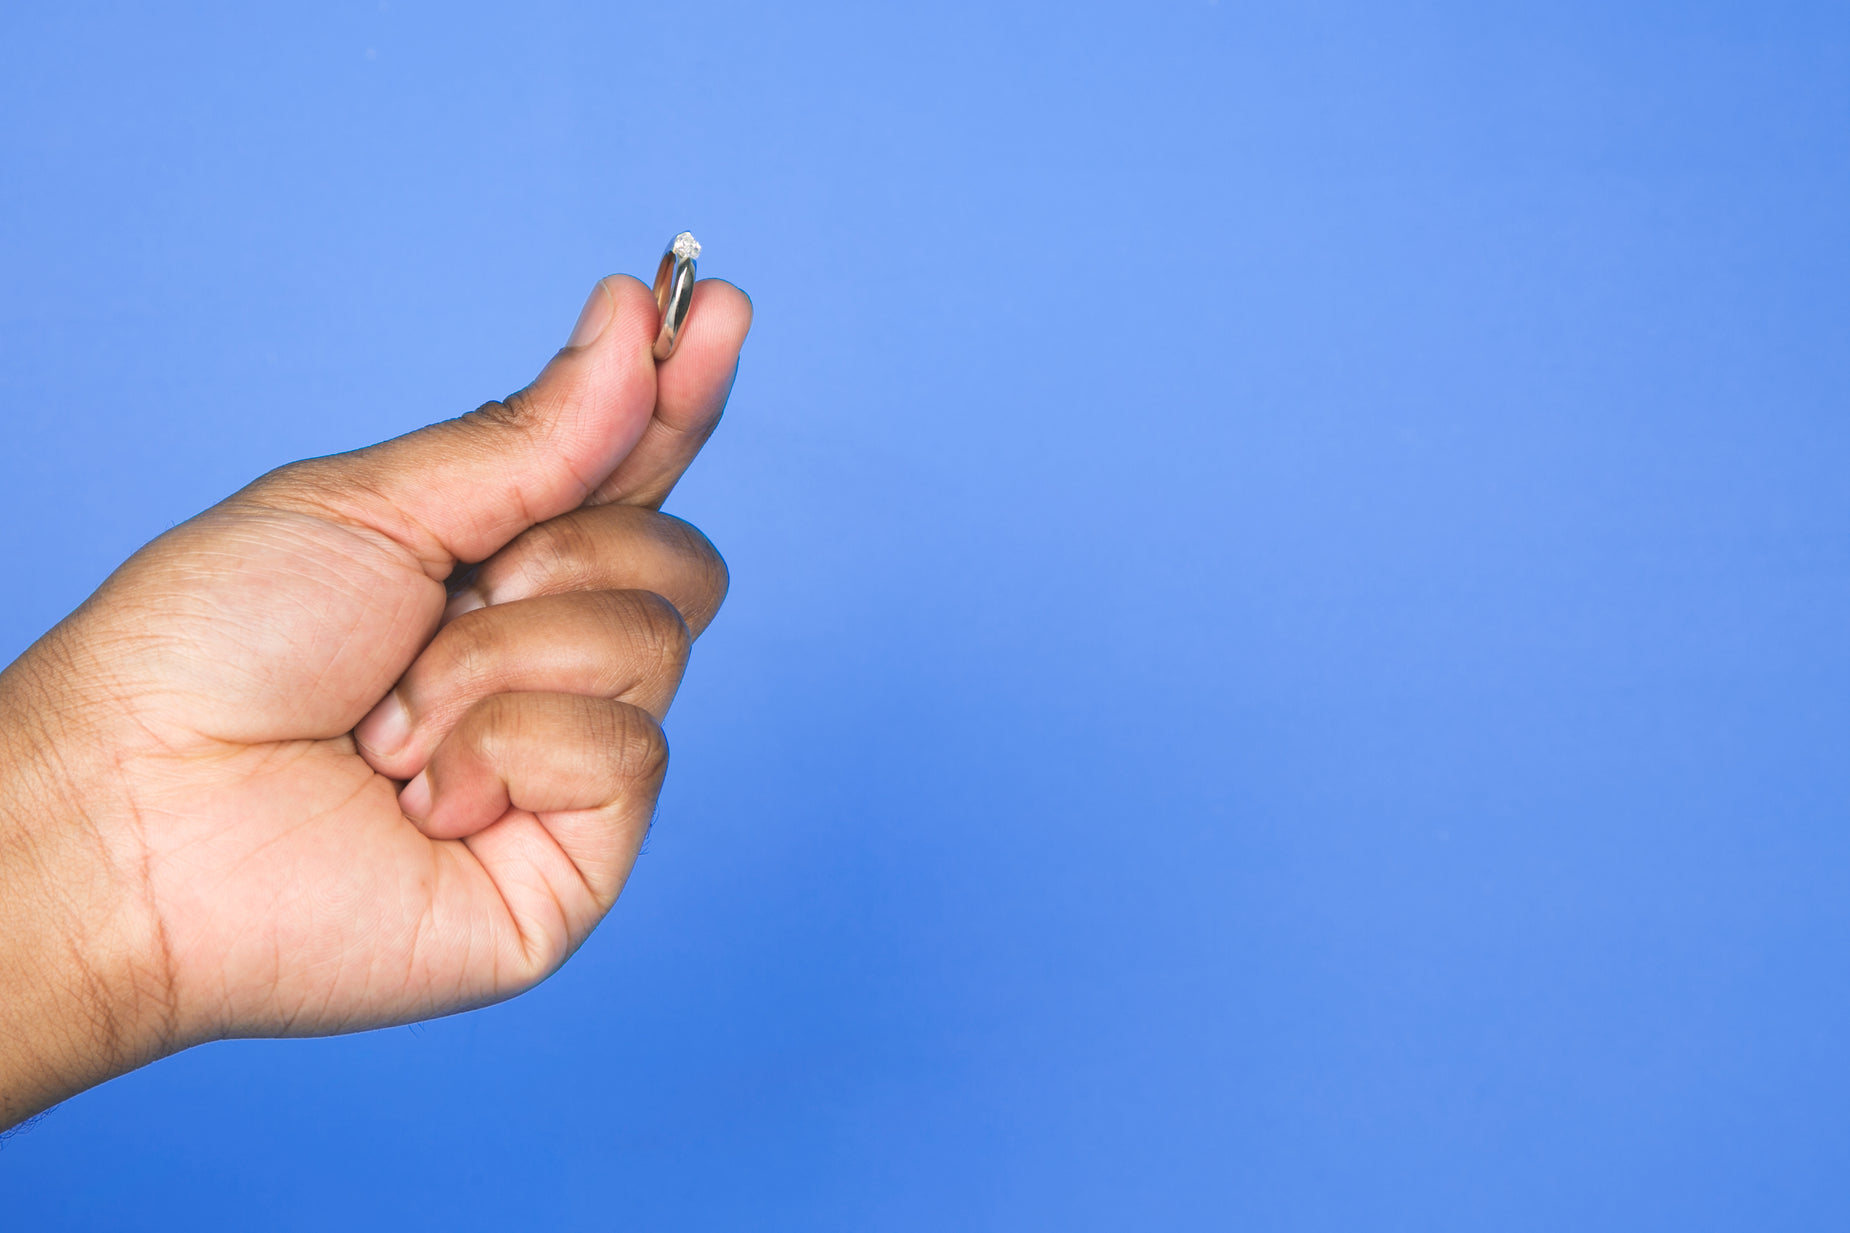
[[0, 273, 752, 1129]]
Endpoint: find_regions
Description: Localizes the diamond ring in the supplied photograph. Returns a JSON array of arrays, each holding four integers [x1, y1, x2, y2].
[[651, 231, 700, 361]]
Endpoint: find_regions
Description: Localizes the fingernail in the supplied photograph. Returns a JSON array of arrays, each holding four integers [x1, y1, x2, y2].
[[399, 770, 432, 821], [356, 691, 412, 757], [444, 588, 487, 622], [567, 279, 614, 348]]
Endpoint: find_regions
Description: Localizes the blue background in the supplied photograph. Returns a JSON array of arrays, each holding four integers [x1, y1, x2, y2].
[[2, 2, 1847, 1227]]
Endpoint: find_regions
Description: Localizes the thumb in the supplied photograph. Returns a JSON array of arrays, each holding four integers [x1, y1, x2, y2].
[[242, 275, 663, 577]]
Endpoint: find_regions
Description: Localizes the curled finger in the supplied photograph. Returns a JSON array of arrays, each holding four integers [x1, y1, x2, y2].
[[445, 504, 729, 635]]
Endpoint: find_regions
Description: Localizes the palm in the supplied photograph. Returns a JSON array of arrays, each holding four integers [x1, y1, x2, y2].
[[92, 501, 593, 1041]]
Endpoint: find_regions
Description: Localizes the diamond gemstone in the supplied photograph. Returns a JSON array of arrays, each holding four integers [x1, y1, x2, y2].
[[672, 232, 701, 261]]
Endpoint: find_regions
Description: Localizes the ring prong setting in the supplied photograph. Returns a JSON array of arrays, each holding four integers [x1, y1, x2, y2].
[[651, 231, 701, 361]]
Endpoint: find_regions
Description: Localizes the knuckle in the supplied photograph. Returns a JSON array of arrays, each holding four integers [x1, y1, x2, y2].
[[468, 396, 526, 430], [612, 589, 692, 671], [453, 398, 543, 467], [527, 516, 597, 588], [663, 515, 731, 616], [603, 704, 669, 781], [237, 456, 360, 519], [461, 692, 519, 760], [701, 543, 730, 615], [429, 608, 509, 687], [459, 394, 553, 461], [481, 513, 594, 600]]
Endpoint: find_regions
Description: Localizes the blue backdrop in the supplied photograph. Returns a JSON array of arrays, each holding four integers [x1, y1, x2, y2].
[[2, 2, 1847, 1228]]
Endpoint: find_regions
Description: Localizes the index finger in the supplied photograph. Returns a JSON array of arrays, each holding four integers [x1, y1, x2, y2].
[[588, 279, 754, 509]]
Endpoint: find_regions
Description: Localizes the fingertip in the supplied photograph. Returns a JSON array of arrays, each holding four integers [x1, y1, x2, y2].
[[399, 769, 432, 822], [564, 278, 616, 349], [651, 281, 751, 426], [512, 273, 661, 480], [689, 278, 753, 350], [579, 276, 752, 506], [443, 587, 487, 623], [355, 690, 412, 760], [580, 275, 659, 371]]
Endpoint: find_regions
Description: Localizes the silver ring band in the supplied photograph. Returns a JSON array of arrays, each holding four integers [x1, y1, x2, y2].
[[651, 231, 700, 360]]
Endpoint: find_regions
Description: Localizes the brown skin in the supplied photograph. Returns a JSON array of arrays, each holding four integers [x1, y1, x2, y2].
[[0, 273, 752, 1130]]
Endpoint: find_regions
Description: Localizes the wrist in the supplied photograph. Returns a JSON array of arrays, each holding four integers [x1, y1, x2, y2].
[[0, 647, 176, 1130]]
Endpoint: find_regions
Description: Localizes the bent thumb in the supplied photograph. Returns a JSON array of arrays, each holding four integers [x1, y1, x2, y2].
[[244, 275, 662, 577]]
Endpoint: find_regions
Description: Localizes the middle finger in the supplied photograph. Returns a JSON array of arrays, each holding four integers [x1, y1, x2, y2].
[[446, 503, 729, 635]]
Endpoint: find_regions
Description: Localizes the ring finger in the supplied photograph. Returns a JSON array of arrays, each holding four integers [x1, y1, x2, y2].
[[353, 588, 691, 781]]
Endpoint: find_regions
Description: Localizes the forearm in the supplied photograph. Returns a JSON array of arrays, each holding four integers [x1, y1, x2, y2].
[[0, 651, 172, 1130]]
